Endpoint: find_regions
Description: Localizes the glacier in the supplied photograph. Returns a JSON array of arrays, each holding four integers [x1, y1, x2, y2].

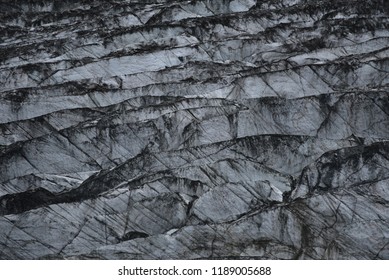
[[0, 0, 388, 259]]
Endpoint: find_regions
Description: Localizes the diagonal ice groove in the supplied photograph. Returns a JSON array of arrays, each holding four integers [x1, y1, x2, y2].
[[0, 0, 388, 259]]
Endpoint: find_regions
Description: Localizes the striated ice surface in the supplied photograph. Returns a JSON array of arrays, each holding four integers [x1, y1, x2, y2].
[[0, 0, 388, 259]]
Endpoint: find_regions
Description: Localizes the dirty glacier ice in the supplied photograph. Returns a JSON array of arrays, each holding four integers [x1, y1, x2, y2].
[[0, 0, 388, 259]]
